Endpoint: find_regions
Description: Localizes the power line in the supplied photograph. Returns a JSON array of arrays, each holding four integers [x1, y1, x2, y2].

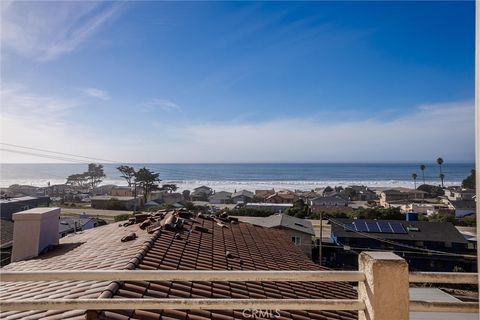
[[0, 148, 92, 164], [0, 143, 121, 163]]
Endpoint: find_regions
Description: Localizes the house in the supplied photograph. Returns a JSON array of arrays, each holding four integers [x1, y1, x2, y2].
[[0, 196, 50, 220], [444, 199, 476, 218], [110, 186, 134, 197], [149, 191, 184, 205], [345, 185, 377, 201], [265, 191, 297, 204], [242, 214, 315, 257], [245, 202, 293, 213], [403, 202, 451, 216], [190, 185, 213, 201], [0, 208, 357, 320], [230, 189, 255, 204], [379, 188, 427, 207], [444, 188, 475, 201], [90, 195, 143, 210], [208, 191, 232, 204], [254, 189, 275, 201], [58, 216, 106, 238], [0, 218, 13, 266], [309, 195, 349, 213], [296, 190, 321, 201], [328, 218, 476, 272]]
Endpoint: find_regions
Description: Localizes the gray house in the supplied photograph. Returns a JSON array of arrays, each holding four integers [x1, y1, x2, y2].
[[209, 191, 232, 204], [231, 190, 255, 204]]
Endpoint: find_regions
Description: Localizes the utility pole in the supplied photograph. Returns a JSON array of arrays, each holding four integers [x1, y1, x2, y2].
[[319, 211, 323, 265]]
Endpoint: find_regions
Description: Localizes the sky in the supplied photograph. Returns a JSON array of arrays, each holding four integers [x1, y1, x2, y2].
[[0, 1, 476, 163]]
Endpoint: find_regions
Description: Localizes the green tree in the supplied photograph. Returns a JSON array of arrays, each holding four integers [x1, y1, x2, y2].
[[323, 186, 333, 195], [420, 164, 426, 185], [343, 187, 357, 200], [412, 173, 418, 189], [461, 169, 476, 189], [285, 199, 309, 218], [117, 165, 136, 187], [182, 189, 191, 200], [417, 184, 445, 197], [66, 173, 88, 188], [135, 167, 161, 202], [85, 163, 106, 189]]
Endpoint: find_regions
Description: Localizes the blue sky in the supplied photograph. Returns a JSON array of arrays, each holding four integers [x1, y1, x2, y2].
[[0, 1, 475, 163]]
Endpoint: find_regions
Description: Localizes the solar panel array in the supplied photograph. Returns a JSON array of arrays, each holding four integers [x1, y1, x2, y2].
[[344, 221, 407, 234]]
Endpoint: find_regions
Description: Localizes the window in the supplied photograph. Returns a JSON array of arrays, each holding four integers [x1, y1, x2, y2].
[[291, 236, 301, 246]]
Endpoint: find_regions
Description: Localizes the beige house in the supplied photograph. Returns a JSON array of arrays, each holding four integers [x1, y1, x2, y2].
[[379, 188, 426, 207], [239, 214, 315, 258]]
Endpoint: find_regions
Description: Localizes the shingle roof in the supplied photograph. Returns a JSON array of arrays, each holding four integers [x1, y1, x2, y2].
[[0, 212, 357, 320], [330, 218, 468, 244]]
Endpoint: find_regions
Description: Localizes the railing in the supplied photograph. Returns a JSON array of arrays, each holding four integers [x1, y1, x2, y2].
[[0, 252, 477, 320]]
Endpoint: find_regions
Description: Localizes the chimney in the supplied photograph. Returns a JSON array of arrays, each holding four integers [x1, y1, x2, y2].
[[11, 207, 60, 262]]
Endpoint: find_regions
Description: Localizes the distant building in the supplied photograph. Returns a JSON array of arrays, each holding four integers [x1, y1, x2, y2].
[[231, 190, 255, 204], [254, 189, 275, 202], [0, 196, 50, 220], [444, 188, 475, 201], [345, 185, 377, 201], [245, 203, 293, 213], [209, 191, 232, 204], [110, 186, 134, 197], [444, 199, 476, 218], [309, 195, 349, 213], [241, 214, 315, 258], [59, 216, 106, 238], [90, 196, 143, 210], [265, 191, 297, 204], [328, 218, 476, 272], [190, 186, 213, 201], [379, 188, 426, 207], [0, 218, 14, 266]]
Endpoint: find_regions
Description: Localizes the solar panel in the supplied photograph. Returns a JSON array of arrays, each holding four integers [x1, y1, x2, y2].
[[377, 221, 393, 233], [366, 221, 381, 233], [353, 221, 368, 232], [389, 222, 407, 234], [344, 221, 407, 234]]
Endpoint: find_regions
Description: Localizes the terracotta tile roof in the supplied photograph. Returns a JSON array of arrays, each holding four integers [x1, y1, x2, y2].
[[0, 223, 154, 320], [0, 211, 357, 320], [97, 215, 357, 320]]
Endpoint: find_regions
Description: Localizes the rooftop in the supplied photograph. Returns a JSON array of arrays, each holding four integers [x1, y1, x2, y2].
[[0, 210, 356, 320]]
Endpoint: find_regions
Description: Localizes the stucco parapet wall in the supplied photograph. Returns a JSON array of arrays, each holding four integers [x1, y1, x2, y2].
[[12, 207, 60, 221]]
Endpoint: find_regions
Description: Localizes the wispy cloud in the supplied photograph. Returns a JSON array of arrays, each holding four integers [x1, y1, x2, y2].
[[143, 99, 182, 112], [0, 84, 78, 120], [81, 87, 110, 100], [1, 1, 125, 61]]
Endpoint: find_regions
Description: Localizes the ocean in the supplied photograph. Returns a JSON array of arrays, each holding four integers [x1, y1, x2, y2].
[[0, 163, 474, 191]]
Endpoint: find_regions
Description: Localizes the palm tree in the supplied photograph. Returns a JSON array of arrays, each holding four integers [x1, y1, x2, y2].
[[412, 173, 418, 189], [439, 173, 445, 188], [419, 164, 426, 185], [436, 157, 444, 174], [437, 157, 444, 187]]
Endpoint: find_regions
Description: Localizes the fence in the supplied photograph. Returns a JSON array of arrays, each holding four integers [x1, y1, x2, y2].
[[0, 252, 478, 320]]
